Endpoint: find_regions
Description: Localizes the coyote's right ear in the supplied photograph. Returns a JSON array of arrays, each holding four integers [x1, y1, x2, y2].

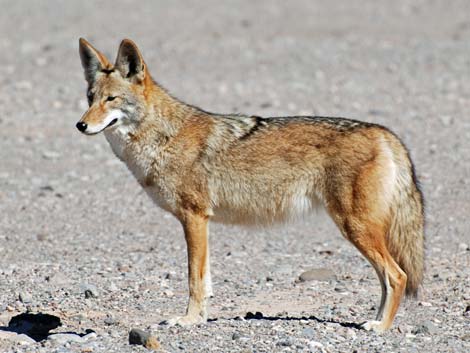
[[79, 38, 111, 84]]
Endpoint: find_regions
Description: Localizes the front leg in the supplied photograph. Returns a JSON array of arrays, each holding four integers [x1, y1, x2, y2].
[[165, 212, 210, 326]]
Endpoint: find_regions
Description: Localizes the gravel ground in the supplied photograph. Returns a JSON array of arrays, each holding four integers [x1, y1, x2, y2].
[[1, 1, 469, 352]]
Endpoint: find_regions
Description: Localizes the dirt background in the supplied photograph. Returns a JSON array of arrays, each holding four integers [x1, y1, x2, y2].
[[0, 0, 469, 352]]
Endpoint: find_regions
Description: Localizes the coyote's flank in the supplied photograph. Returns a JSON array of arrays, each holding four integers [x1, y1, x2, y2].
[[76, 38, 424, 332]]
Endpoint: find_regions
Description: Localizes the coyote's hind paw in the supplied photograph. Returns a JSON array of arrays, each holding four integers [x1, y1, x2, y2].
[[360, 320, 388, 333]]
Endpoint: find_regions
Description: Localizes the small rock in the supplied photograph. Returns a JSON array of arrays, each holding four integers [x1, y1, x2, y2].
[[48, 333, 85, 344], [276, 338, 293, 347], [83, 331, 97, 341], [302, 327, 315, 338], [117, 264, 131, 273], [308, 340, 325, 351], [163, 289, 174, 297], [297, 268, 336, 282], [36, 233, 47, 241], [39, 185, 54, 192], [42, 150, 61, 160], [46, 272, 70, 285], [232, 332, 241, 340], [346, 328, 357, 339], [276, 311, 288, 317], [145, 336, 161, 350], [459, 243, 469, 251], [412, 320, 437, 335], [334, 285, 348, 293], [104, 316, 117, 325], [18, 292, 32, 304], [129, 328, 160, 350], [80, 283, 98, 299]]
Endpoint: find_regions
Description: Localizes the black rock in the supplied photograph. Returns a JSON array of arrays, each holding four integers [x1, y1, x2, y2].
[[129, 328, 150, 345]]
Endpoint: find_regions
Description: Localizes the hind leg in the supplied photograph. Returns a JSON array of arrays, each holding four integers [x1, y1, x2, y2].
[[343, 219, 407, 332]]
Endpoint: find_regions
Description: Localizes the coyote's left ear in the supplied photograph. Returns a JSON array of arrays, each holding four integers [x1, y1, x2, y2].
[[115, 39, 146, 83]]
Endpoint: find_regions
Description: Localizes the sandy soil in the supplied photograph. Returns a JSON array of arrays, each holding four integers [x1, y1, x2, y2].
[[0, 1, 469, 352]]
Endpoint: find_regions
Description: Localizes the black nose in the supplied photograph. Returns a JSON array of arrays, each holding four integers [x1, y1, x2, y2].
[[76, 122, 87, 132]]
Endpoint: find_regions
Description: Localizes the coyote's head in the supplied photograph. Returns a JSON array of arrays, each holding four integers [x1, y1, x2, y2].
[[76, 38, 149, 135]]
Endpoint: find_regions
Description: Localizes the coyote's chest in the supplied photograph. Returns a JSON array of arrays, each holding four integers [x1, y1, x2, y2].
[[104, 126, 175, 212]]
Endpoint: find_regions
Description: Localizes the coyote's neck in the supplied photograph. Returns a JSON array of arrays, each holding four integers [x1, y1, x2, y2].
[[148, 76, 196, 117]]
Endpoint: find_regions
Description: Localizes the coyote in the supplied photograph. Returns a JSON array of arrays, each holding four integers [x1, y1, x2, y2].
[[76, 38, 424, 332]]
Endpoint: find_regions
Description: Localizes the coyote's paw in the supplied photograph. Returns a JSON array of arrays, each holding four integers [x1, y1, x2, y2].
[[160, 314, 206, 327], [360, 320, 387, 333]]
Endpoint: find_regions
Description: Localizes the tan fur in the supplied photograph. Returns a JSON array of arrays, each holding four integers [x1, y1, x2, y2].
[[76, 38, 425, 332]]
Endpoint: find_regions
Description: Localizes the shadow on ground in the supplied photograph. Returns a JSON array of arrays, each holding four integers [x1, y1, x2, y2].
[[209, 311, 365, 330], [0, 312, 94, 342]]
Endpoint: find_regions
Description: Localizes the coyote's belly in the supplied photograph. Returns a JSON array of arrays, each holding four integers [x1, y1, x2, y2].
[[209, 175, 322, 225]]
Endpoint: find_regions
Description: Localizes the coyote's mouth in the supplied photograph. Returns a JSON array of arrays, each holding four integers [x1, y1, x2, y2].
[[106, 118, 118, 129]]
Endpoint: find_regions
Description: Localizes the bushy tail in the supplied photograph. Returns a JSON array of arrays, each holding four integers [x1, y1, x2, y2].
[[387, 155, 425, 297]]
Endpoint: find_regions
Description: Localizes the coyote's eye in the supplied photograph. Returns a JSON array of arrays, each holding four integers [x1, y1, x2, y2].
[[106, 96, 116, 102]]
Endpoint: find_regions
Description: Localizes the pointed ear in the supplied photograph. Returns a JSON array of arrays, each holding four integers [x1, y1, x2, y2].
[[115, 39, 146, 82], [79, 38, 111, 84]]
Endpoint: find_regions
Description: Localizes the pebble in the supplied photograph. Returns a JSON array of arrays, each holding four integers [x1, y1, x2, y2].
[[18, 292, 33, 304], [418, 301, 432, 307], [297, 268, 336, 282], [42, 150, 61, 160], [308, 340, 325, 352], [48, 333, 85, 344], [458, 243, 469, 251], [302, 327, 315, 338], [36, 233, 48, 241], [412, 320, 438, 335], [129, 328, 160, 350], [80, 283, 99, 298], [104, 316, 117, 325], [276, 338, 293, 347]]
